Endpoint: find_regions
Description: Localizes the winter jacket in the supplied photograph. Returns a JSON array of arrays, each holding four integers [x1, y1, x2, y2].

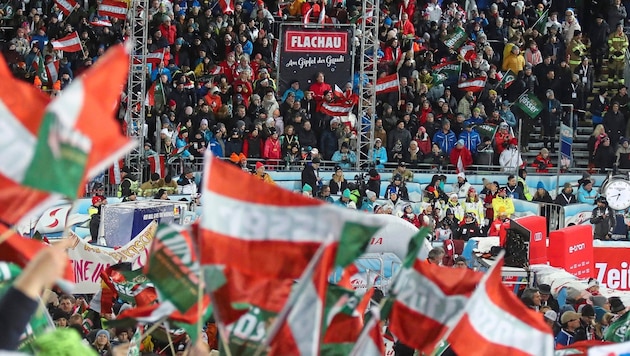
[[449, 146, 473, 170], [458, 130, 482, 155], [532, 154, 553, 173], [499, 147, 523, 172], [590, 206, 616, 239], [263, 137, 282, 160], [433, 130, 457, 155], [492, 196, 515, 216], [452, 181, 472, 199], [617, 146, 630, 169], [371, 146, 388, 171], [577, 186, 598, 205], [554, 193, 577, 206]]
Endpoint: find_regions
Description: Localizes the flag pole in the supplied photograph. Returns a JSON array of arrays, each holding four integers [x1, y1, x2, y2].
[[529, 8, 548, 31], [164, 323, 177, 356], [507, 89, 529, 110], [253, 236, 331, 356]]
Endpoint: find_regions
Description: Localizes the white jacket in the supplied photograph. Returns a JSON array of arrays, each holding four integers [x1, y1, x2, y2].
[[499, 147, 523, 173]]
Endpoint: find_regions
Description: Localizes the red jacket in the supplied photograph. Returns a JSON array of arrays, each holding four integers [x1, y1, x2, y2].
[[449, 146, 473, 169], [159, 23, 177, 45], [309, 81, 332, 102], [263, 137, 281, 160], [532, 154, 553, 173]]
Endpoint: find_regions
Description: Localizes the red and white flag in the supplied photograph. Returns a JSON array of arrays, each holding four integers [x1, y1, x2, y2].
[[51, 32, 83, 52], [147, 154, 166, 177], [446, 257, 555, 356], [146, 49, 165, 67], [334, 84, 345, 98], [90, 19, 112, 27], [219, 0, 234, 14], [303, 8, 313, 24], [457, 76, 487, 93], [375, 73, 399, 95], [459, 43, 477, 62], [109, 159, 124, 184], [319, 101, 354, 117], [55, 0, 77, 15], [349, 308, 385, 356], [318, 5, 326, 24], [387, 246, 482, 353], [98, 0, 128, 19], [456, 155, 464, 174], [45, 59, 59, 85]]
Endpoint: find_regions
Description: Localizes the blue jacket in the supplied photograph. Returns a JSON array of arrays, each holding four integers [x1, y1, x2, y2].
[[577, 186, 598, 204], [281, 87, 305, 102], [209, 137, 224, 158], [555, 329, 575, 347], [433, 130, 457, 154], [331, 150, 357, 170], [459, 130, 482, 155], [465, 116, 484, 126], [371, 146, 388, 171], [175, 137, 191, 158], [500, 109, 517, 128]]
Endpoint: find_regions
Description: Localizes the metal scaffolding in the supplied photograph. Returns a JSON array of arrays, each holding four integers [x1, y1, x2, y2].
[[355, 0, 379, 169], [124, 0, 148, 184]]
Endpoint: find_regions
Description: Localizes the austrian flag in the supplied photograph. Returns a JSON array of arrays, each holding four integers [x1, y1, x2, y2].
[[375, 73, 399, 95], [51, 32, 83, 52], [98, 0, 128, 19], [55, 0, 77, 15], [457, 76, 487, 93], [320, 101, 354, 117]]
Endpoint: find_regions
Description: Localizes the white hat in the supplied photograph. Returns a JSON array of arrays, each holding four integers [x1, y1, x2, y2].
[[311, 148, 319, 154], [366, 190, 376, 200], [457, 172, 466, 179], [588, 279, 600, 288], [449, 193, 458, 199], [160, 128, 170, 136], [544, 310, 557, 321]]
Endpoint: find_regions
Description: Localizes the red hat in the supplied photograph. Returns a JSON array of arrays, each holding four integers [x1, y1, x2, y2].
[[92, 195, 106, 205], [468, 187, 476, 194], [168, 99, 177, 106], [255, 161, 264, 169]]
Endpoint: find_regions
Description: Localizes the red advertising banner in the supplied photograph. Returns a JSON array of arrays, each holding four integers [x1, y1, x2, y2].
[[284, 31, 348, 54], [594, 247, 630, 290], [548, 225, 594, 278]]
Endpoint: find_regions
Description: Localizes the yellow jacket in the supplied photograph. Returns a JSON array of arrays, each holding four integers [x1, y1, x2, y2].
[[255, 172, 274, 184], [492, 196, 515, 217], [502, 53, 525, 74]]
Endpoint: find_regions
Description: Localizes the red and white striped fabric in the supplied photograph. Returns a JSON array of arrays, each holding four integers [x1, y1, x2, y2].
[[349, 308, 385, 356], [51, 32, 83, 52], [0, 44, 132, 223], [388, 258, 482, 353], [303, 8, 313, 24], [447, 258, 554, 356], [375, 73, 399, 95], [459, 43, 477, 61], [199, 152, 385, 279], [98, 0, 128, 19], [55, 0, 77, 15], [219, 0, 234, 14], [109, 159, 124, 184], [45, 60, 59, 85], [90, 20, 112, 27], [457, 76, 487, 93], [146, 49, 165, 67], [319, 101, 353, 117], [147, 154, 166, 178]]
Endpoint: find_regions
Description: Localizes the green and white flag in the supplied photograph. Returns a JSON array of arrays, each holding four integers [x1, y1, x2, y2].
[[604, 310, 630, 342], [442, 27, 467, 49], [0, 262, 21, 281], [498, 70, 516, 89], [515, 92, 544, 118], [127, 327, 142, 356]]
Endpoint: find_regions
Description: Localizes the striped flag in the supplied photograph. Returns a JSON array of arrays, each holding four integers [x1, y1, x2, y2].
[[98, 0, 128, 19], [457, 76, 487, 92], [146, 49, 165, 67], [147, 154, 166, 177], [319, 101, 354, 116], [109, 159, 123, 184], [45, 59, 59, 86], [456, 155, 464, 174], [303, 8, 313, 24], [198, 151, 403, 350], [51, 31, 83, 52], [219, 0, 234, 14], [446, 257, 554, 356], [334, 84, 345, 98], [498, 70, 516, 90], [89, 19, 112, 27], [375, 73, 399, 95], [55, 0, 77, 15], [459, 43, 477, 61], [349, 308, 385, 356], [383, 229, 483, 354], [318, 5, 326, 23], [19, 44, 135, 198]]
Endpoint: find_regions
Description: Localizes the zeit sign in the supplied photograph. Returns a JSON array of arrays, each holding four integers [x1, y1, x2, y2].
[[284, 31, 348, 54]]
